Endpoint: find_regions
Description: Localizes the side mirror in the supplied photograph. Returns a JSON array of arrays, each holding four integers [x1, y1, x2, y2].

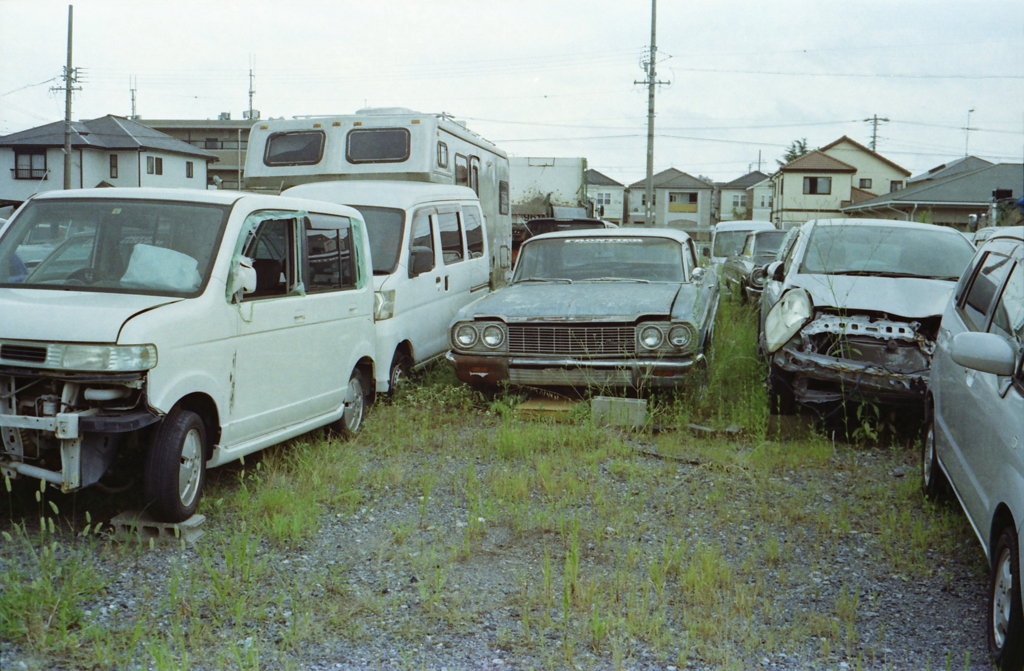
[[691, 266, 705, 282], [950, 332, 1016, 376], [766, 261, 784, 283], [409, 246, 434, 277], [230, 257, 257, 300]]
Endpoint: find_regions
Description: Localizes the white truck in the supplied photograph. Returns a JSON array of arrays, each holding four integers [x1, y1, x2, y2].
[[508, 157, 592, 249], [244, 108, 511, 392]]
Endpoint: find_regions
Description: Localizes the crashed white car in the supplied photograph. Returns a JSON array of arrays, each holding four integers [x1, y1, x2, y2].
[[758, 218, 975, 414]]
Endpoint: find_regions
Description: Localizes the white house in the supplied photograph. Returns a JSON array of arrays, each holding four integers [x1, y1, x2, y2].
[[0, 115, 217, 209], [749, 177, 774, 221], [718, 170, 768, 221], [626, 168, 714, 228], [585, 169, 625, 224]]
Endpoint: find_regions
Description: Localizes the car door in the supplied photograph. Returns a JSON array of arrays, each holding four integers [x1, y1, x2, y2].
[[936, 248, 1018, 522], [398, 206, 448, 362]]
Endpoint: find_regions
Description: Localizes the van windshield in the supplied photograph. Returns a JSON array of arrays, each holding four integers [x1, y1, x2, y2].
[[348, 205, 405, 275], [0, 198, 230, 296]]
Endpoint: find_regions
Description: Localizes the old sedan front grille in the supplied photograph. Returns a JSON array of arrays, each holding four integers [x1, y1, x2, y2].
[[508, 324, 635, 356], [0, 343, 49, 364]]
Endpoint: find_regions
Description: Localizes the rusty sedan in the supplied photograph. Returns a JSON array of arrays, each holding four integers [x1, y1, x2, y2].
[[446, 229, 719, 391], [759, 218, 976, 414]]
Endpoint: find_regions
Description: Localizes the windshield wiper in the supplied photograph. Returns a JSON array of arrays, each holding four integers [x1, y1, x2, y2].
[[516, 277, 573, 284], [583, 277, 652, 283], [829, 270, 927, 278]]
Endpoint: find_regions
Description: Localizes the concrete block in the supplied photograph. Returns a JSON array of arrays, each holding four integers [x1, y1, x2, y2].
[[111, 511, 205, 544], [592, 396, 647, 428]]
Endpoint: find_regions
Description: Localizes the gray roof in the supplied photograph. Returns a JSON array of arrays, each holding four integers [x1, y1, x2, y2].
[[908, 156, 994, 184], [628, 168, 712, 190], [586, 169, 624, 188], [0, 115, 218, 160], [720, 170, 768, 190], [842, 163, 1023, 213]]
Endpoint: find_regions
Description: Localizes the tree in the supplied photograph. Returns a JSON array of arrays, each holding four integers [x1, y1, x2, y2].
[[777, 138, 810, 167]]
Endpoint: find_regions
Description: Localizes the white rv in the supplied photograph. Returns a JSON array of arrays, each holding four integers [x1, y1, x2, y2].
[[244, 108, 512, 289], [283, 180, 489, 393]]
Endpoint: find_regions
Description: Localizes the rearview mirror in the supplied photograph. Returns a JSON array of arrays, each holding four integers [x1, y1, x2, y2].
[[409, 246, 434, 277], [230, 257, 257, 301]]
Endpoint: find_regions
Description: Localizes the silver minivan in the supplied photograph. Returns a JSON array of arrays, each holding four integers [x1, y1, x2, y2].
[[924, 226, 1024, 667]]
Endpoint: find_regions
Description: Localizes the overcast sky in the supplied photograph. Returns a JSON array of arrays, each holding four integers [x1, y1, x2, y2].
[[2, 0, 1022, 184]]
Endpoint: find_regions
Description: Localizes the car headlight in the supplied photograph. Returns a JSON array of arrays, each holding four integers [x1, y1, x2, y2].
[[764, 288, 812, 353], [639, 325, 664, 350], [454, 324, 478, 348], [374, 290, 395, 321], [668, 323, 696, 351], [60, 344, 158, 371], [749, 268, 767, 288], [482, 324, 505, 348]]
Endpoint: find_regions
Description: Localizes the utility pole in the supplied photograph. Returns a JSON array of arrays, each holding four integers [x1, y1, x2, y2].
[[635, 0, 668, 227], [52, 5, 82, 190], [863, 114, 889, 152], [964, 108, 976, 157]]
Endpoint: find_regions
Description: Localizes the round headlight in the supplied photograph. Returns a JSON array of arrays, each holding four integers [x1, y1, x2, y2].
[[639, 325, 664, 349], [455, 324, 478, 348], [482, 324, 505, 348], [668, 324, 696, 350], [749, 269, 767, 288]]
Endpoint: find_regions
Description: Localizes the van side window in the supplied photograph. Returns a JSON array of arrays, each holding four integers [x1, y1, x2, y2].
[[960, 251, 1013, 332], [438, 211, 465, 265], [408, 209, 435, 277], [304, 214, 355, 292], [990, 262, 1023, 342], [244, 218, 295, 299], [463, 207, 484, 259], [454, 155, 469, 187]]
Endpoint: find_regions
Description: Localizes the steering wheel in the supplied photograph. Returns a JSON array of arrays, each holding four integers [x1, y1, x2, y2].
[[66, 267, 110, 284]]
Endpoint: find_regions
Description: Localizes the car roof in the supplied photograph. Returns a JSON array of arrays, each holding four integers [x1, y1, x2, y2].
[[803, 217, 961, 234], [524, 227, 692, 244], [283, 180, 479, 210], [987, 226, 1024, 243], [714, 220, 775, 232]]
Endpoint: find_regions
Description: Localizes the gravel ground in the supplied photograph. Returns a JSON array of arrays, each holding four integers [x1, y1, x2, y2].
[[0, 410, 1001, 671]]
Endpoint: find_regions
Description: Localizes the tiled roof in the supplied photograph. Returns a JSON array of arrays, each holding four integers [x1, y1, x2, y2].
[[779, 150, 856, 173], [820, 135, 910, 176], [586, 169, 623, 187], [842, 163, 1024, 212], [721, 171, 768, 190], [908, 156, 994, 184], [628, 168, 712, 190], [0, 115, 217, 159]]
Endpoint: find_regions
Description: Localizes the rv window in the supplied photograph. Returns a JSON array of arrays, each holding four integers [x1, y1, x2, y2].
[[454, 155, 469, 187], [438, 211, 465, 265], [304, 214, 355, 292], [463, 207, 484, 258], [499, 181, 510, 215], [264, 131, 326, 166], [346, 128, 411, 164], [470, 156, 480, 195], [437, 142, 449, 169], [349, 205, 405, 275]]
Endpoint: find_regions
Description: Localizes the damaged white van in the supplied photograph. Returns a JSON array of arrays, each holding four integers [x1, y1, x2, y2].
[[0, 188, 376, 521]]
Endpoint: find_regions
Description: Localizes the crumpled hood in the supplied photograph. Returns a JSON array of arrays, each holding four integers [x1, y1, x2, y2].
[[796, 274, 954, 319], [459, 281, 686, 322], [0, 289, 179, 342]]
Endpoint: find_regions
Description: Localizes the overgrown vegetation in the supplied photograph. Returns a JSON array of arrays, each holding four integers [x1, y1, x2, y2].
[[1, 300, 986, 670]]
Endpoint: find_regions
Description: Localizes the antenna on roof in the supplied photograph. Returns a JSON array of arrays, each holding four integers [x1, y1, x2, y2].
[[243, 56, 260, 120], [129, 75, 139, 120]]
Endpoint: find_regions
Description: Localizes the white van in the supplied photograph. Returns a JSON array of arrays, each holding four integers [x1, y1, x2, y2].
[[709, 220, 776, 265], [284, 180, 488, 392], [0, 188, 377, 521]]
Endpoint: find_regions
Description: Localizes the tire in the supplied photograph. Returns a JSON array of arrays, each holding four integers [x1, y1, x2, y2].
[[387, 352, 412, 397], [143, 408, 206, 523], [768, 364, 796, 416], [989, 526, 1024, 670], [331, 369, 368, 439], [921, 401, 949, 500]]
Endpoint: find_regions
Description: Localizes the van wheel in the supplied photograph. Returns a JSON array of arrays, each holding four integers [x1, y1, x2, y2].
[[922, 401, 949, 500], [332, 370, 368, 438], [989, 526, 1024, 668], [143, 408, 206, 523], [388, 352, 412, 396]]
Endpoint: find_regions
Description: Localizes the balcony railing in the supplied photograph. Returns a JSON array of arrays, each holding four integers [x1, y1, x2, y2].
[[12, 168, 48, 180], [188, 140, 249, 150]]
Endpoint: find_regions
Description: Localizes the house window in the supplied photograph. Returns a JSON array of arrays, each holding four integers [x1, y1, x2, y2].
[[204, 138, 220, 149], [732, 194, 747, 208], [890, 181, 904, 192], [147, 156, 163, 176], [109, 154, 118, 179], [859, 178, 873, 189], [13, 151, 47, 180], [186, 161, 194, 178], [803, 177, 831, 195], [641, 194, 656, 206], [669, 192, 698, 204]]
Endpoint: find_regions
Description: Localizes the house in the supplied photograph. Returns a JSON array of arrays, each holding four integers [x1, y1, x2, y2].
[[749, 177, 774, 221], [906, 156, 993, 185], [0, 115, 217, 208], [718, 170, 768, 221], [585, 169, 625, 224], [770, 136, 910, 225], [841, 162, 1022, 228], [626, 168, 714, 229], [136, 115, 254, 190]]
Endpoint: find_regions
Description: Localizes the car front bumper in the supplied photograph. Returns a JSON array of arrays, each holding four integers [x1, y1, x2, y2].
[[447, 351, 703, 388], [772, 347, 928, 404]]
